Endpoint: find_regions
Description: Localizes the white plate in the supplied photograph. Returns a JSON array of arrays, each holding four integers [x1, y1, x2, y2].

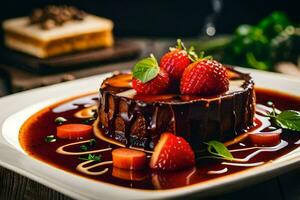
[[1, 68, 300, 200]]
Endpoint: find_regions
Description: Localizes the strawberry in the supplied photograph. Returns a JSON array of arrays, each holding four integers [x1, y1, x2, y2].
[[180, 59, 229, 95], [160, 39, 192, 80], [150, 132, 195, 171], [160, 50, 190, 80], [132, 54, 170, 95]]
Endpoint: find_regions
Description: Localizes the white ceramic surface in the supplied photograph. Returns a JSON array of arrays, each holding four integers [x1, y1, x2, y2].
[[1, 68, 300, 200]]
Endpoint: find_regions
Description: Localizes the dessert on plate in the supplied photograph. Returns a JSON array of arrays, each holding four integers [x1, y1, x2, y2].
[[94, 40, 255, 151], [2, 5, 114, 58], [19, 40, 300, 189]]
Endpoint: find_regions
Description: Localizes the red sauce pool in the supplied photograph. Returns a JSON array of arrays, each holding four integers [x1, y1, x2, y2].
[[19, 88, 300, 190]]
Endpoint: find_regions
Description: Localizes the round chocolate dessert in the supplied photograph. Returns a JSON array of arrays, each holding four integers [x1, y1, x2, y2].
[[94, 67, 255, 151]]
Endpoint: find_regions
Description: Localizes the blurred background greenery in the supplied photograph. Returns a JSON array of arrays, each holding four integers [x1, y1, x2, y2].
[[192, 11, 299, 72]]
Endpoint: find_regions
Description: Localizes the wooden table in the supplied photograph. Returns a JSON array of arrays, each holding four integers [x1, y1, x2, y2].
[[1, 39, 300, 200], [1, 166, 300, 200]]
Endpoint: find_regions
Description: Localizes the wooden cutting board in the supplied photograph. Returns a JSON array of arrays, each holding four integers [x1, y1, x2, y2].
[[0, 40, 141, 74]]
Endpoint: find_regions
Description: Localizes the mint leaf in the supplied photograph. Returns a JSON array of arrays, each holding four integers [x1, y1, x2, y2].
[[89, 139, 97, 146], [275, 110, 300, 131], [80, 145, 88, 151], [207, 140, 233, 160], [132, 54, 159, 83], [78, 154, 101, 162], [79, 139, 97, 151], [45, 135, 56, 143]]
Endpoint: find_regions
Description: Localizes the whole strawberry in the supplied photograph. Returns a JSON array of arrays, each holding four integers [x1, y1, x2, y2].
[[160, 39, 193, 80], [150, 132, 195, 171], [180, 59, 229, 95], [132, 54, 170, 95]]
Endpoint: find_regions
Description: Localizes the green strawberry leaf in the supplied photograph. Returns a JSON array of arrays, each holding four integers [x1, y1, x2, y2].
[[198, 51, 213, 60], [173, 39, 214, 62], [132, 54, 159, 83], [206, 140, 233, 160], [275, 110, 300, 131], [187, 46, 199, 62], [176, 38, 186, 50]]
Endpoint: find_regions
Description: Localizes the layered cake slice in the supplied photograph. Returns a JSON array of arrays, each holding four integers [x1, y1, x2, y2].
[[2, 5, 114, 58], [94, 41, 255, 151]]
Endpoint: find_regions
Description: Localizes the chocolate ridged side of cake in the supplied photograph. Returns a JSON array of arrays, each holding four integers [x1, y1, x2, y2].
[[95, 67, 255, 151]]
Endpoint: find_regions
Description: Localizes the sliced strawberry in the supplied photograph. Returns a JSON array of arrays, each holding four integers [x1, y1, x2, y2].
[[150, 132, 195, 171], [180, 59, 229, 95], [132, 54, 170, 95]]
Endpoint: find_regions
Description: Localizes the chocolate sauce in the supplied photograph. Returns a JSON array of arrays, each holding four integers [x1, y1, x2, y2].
[[19, 88, 300, 190]]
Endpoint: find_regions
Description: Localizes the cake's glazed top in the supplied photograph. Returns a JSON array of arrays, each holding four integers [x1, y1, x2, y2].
[[100, 67, 254, 104]]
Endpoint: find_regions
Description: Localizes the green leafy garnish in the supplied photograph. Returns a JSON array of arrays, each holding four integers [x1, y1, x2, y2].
[[173, 39, 212, 62], [80, 145, 88, 151], [54, 117, 67, 125], [176, 38, 186, 50], [206, 140, 233, 160], [45, 135, 56, 143], [266, 101, 300, 132], [186, 46, 199, 62], [89, 139, 97, 146], [132, 54, 159, 83], [79, 139, 97, 151], [197, 51, 213, 61], [78, 154, 101, 162], [272, 110, 300, 131]]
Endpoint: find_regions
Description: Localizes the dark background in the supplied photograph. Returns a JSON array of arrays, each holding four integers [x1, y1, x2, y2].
[[0, 0, 299, 38]]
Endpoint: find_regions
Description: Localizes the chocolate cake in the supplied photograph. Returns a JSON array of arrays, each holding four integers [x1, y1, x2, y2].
[[94, 67, 255, 151]]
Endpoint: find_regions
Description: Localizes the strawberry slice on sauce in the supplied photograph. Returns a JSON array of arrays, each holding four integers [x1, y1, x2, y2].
[[150, 132, 195, 171]]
